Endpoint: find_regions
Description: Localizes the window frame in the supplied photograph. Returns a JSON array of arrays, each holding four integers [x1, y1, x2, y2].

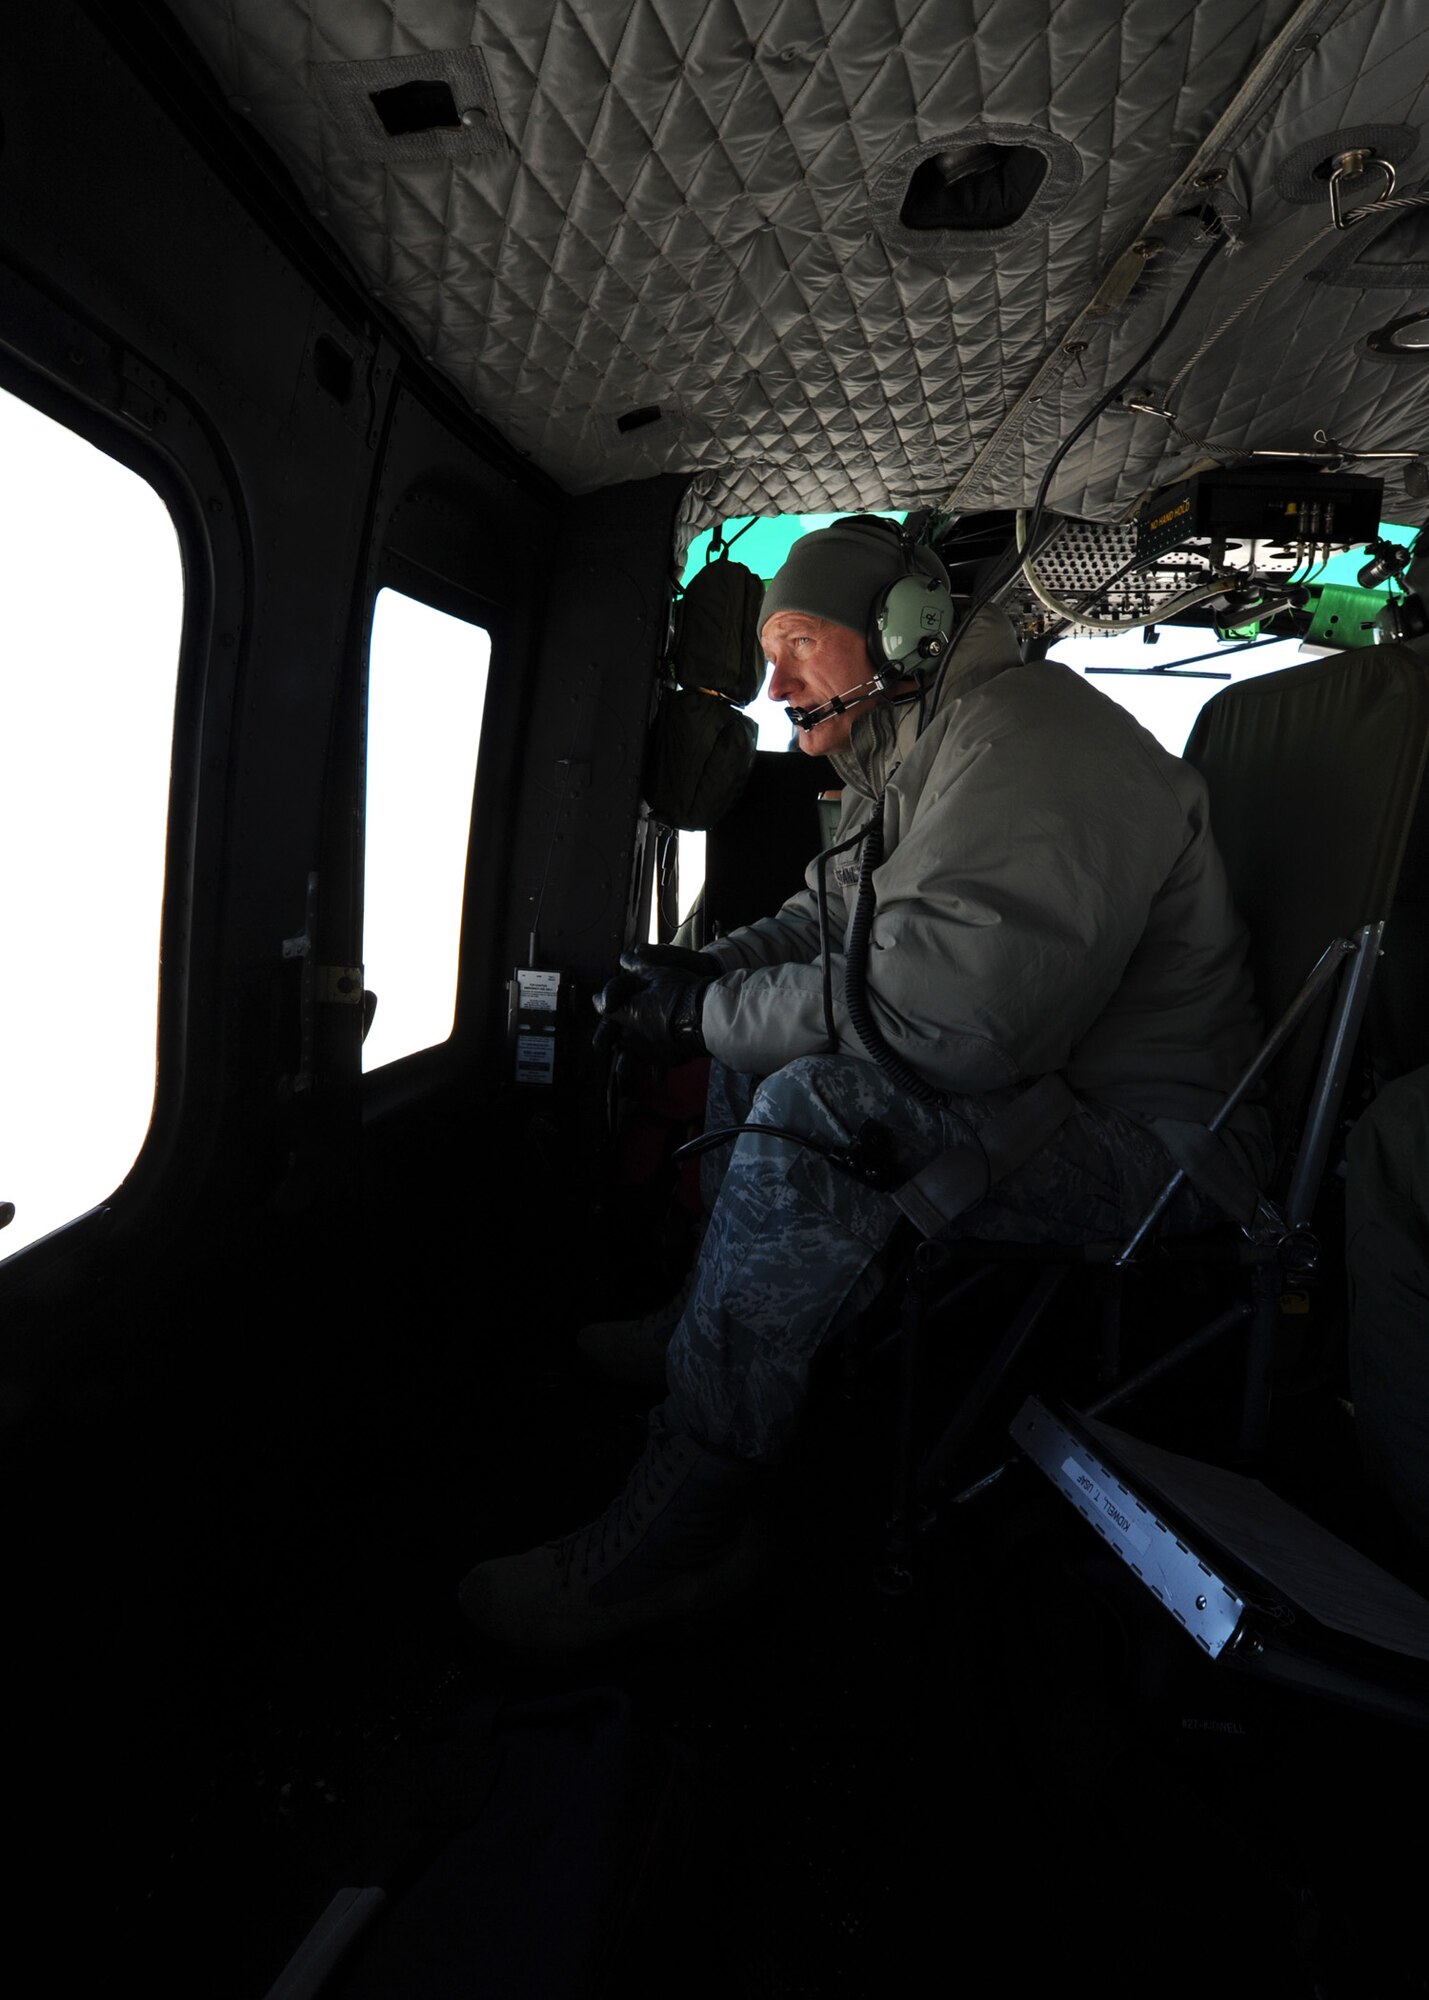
[[0, 311, 236, 1287]]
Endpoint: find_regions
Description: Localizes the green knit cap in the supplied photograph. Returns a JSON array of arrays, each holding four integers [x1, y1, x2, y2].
[[759, 516, 949, 640]]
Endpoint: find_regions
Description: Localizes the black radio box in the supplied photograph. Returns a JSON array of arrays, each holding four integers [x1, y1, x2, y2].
[[1136, 466, 1383, 561]]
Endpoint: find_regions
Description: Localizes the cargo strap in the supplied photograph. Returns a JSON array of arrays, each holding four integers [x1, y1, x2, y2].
[[892, 1073, 1077, 1240]]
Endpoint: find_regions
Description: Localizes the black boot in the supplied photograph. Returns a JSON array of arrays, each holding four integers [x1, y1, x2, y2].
[[458, 1418, 765, 1652]]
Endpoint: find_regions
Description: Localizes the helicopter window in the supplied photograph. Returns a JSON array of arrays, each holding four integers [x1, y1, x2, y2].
[[1053, 627, 1302, 754], [0, 383, 182, 1263], [361, 587, 489, 1073]]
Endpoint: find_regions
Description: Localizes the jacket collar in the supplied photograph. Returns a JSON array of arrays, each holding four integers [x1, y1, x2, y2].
[[828, 605, 1022, 799]]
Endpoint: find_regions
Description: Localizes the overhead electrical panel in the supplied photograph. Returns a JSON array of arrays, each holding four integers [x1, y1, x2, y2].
[[1135, 465, 1384, 563], [995, 468, 1389, 642]]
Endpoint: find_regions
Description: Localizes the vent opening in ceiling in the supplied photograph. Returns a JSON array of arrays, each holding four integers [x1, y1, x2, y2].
[[899, 145, 1048, 232], [369, 80, 461, 137], [870, 127, 1079, 260], [314, 48, 508, 163]]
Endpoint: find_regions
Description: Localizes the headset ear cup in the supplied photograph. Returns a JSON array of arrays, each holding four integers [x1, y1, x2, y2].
[[875, 573, 955, 676]]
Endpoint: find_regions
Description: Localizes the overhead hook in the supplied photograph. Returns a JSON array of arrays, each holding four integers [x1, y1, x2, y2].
[[1328, 149, 1397, 229]]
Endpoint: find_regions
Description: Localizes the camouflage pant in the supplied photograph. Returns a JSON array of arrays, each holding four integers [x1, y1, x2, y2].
[[665, 1055, 1214, 1464]]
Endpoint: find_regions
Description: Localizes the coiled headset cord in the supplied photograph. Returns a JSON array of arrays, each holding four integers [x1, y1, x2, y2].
[[815, 819, 875, 1049], [842, 803, 992, 1198], [842, 802, 944, 1109]]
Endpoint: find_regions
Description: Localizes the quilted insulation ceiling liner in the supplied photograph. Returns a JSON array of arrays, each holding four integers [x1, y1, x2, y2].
[[171, 0, 1429, 531]]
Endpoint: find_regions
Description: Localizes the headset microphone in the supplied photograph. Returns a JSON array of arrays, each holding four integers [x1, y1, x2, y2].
[[786, 675, 888, 732]]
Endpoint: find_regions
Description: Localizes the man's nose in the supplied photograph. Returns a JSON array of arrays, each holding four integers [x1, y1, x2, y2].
[[765, 645, 796, 701]]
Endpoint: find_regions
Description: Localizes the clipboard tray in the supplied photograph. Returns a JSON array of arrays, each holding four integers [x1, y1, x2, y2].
[[1013, 1398, 1429, 1728]]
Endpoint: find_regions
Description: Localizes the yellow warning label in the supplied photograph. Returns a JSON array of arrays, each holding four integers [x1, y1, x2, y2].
[[1146, 497, 1192, 535]]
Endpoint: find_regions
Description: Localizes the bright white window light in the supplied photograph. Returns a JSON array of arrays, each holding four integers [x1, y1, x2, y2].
[[1050, 628, 1302, 753], [0, 386, 182, 1262], [362, 588, 489, 1071]]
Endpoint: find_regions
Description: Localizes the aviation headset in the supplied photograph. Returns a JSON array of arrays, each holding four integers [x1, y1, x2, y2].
[[780, 514, 958, 731], [857, 514, 957, 682]]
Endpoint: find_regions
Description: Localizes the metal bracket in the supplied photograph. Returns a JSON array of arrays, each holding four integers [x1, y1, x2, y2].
[[316, 965, 364, 1006], [280, 872, 319, 1093], [1014, 1399, 1248, 1659], [119, 352, 166, 430]]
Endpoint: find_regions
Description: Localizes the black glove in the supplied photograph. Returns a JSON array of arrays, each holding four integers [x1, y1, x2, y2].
[[622, 943, 722, 979], [592, 949, 716, 1063]]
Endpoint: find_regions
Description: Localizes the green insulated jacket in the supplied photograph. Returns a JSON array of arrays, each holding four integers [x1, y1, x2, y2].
[[700, 608, 1271, 1178]]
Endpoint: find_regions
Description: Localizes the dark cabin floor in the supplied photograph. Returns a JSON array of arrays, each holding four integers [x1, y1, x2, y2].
[[75, 1234, 1429, 2000]]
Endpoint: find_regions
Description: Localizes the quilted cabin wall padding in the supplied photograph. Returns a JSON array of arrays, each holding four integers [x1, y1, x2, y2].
[[170, 1, 1429, 531]]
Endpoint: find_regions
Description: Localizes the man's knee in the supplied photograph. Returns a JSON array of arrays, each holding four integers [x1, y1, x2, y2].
[[748, 1056, 847, 1133], [748, 1053, 930, 1145]]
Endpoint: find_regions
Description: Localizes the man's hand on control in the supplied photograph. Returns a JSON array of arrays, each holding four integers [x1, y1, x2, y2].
[[592, 945, 719, 1063], [622, 944, 721, 978]]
